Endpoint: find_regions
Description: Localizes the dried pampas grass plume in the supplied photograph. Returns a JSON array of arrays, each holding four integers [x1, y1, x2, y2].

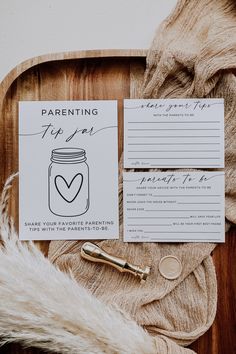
[[0, 175, 195, 354], [0, 174, 154, 353]]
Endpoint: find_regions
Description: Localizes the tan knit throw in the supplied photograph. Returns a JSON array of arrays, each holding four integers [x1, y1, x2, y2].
[[49, 0, 236, 353]]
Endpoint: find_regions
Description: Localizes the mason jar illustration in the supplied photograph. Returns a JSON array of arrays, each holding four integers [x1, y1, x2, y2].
[[48, 148, 89, 217]]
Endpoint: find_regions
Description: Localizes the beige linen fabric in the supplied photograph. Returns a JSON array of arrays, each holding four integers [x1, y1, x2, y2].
[[49, 0, 236, 352]]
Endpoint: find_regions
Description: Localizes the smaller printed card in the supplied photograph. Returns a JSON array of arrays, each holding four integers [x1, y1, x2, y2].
[[123, 172, 225, 242], [124, 99, 224, 168], [19, 100, 119, 240]]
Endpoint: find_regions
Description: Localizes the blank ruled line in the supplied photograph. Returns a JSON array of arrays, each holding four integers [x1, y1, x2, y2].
[[128, 224, 171, 226], [149, 164, 221, 167], [128, 129, 220, 131], [178, 202, 220, 205], [128, 150, 220, 153], [152, 195, 220, 197], [148, 238, 221, 241], [145, 209, 221, 212], [144, 231, 221, 234], [128, 121, 221, 124], [128, 157, 220, 160], [127, 217, 190, 219], [128, 143, 220, 145], [128, 136, 220, 138]]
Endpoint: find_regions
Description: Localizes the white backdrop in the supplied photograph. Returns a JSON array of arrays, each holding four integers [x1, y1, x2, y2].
[[0, 0, 177, 83]]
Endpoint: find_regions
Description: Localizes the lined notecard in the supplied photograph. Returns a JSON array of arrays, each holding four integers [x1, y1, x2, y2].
[[124, 99, 224, 168], [123, 172, 225, 242]]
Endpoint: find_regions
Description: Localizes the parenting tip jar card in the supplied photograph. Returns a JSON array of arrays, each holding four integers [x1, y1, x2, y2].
[[123, 172, 225, 242], [19, 101, 119, 240], [124, 99, 224, 168]]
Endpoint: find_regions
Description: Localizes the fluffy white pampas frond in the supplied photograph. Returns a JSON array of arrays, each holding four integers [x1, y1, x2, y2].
[[0, 174, 156, 353], [0, 175, 195, 354]]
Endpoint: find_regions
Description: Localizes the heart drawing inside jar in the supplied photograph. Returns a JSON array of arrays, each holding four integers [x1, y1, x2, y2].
[[54, 174, 84, 203]]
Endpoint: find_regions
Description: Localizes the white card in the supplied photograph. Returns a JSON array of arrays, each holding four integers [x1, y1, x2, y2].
[[124, 99, 224, 168], [19, 101, 119, 240], [123, 172, 225, 242]]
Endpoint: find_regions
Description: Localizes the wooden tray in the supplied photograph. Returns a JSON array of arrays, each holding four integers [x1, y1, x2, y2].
[[0, 50, 235, 354]]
